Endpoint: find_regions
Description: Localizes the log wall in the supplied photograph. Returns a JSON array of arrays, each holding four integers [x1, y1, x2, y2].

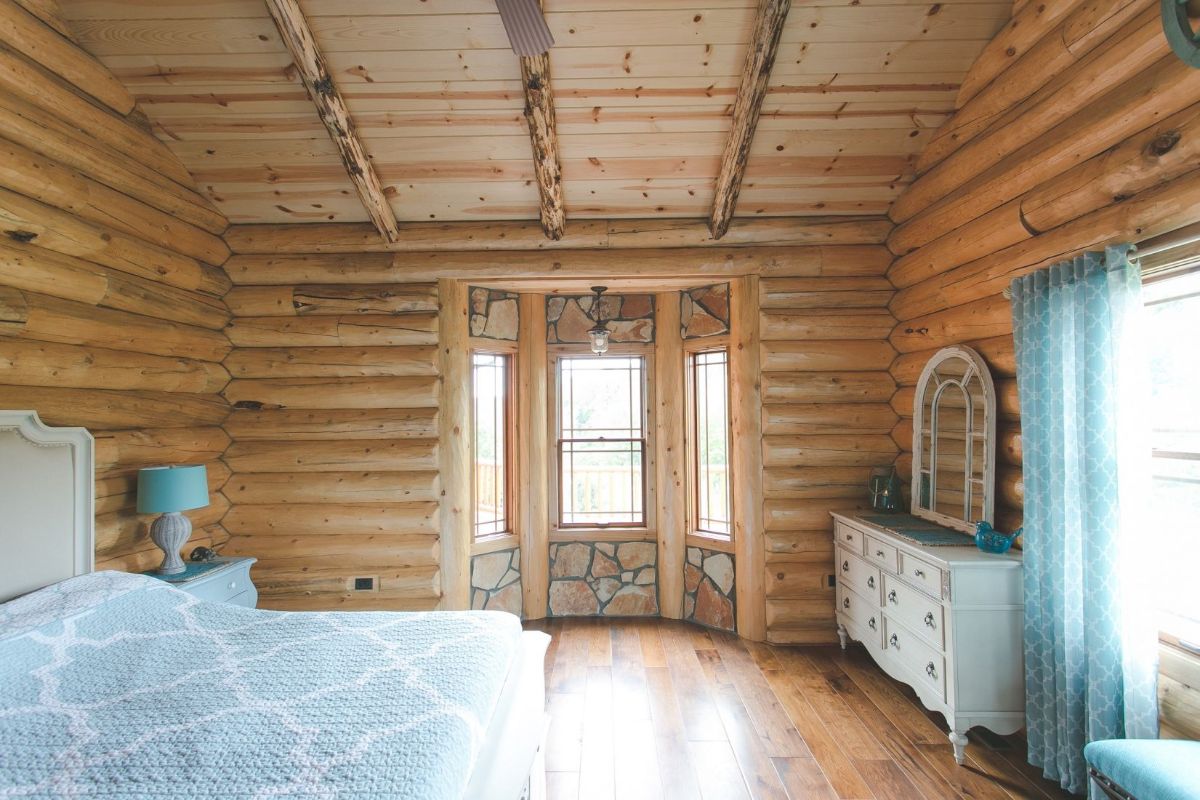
[[219, 277, 442, 611], [887, 0, 1200, 736], [0, 0, 233, 572], [759, 249, 899, 644]]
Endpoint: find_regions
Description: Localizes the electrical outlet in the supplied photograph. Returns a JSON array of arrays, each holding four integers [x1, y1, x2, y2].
[[353, 577, 376, 591], [827, 574, 836, 588]]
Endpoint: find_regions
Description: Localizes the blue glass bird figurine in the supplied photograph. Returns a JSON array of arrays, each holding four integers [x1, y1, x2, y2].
[[974, 521, 1021, 554]]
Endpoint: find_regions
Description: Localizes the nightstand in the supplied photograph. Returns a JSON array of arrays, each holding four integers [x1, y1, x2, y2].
[[143, 557, 258, 608]]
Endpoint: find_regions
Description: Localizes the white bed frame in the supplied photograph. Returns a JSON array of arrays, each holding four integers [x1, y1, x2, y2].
[[0, 410, 94, 603]]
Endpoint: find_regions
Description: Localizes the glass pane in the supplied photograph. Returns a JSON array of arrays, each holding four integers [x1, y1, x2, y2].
[[1144, 269, 1200, 628], [694, 349, 731, 537], [559, 356, 645, 439], [558, 356, 647, 527], [933, 383, 970, 520], [560, 439, 644, 526], [472, 352, 508, 538]]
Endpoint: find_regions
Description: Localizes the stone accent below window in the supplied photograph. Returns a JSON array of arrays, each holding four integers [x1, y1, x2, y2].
[[684, 546, 736, 632], [548, 541, 659, 616], [471, 547, 522, 616]]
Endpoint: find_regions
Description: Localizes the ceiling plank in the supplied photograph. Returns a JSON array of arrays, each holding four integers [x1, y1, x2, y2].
[[262, 0, 400, 243], [519, 49, 565, 240], [709, 0, 790, 239]]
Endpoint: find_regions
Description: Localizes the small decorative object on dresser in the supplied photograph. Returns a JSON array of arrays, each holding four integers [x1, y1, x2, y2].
[[867, 466, 902, 512], [833, 345, 1023, 767], [143, 556, 258, 608], [137, 465, 209, 575]]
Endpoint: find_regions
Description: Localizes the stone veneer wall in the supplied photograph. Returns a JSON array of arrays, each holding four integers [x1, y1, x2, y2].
[[469, 287, 519, 340], [684, 547, 736, 632], [470, 547, 523, 615], [547, 294, 655, 344], [547, 541, 658, 616], [681, 283, 730, 339]]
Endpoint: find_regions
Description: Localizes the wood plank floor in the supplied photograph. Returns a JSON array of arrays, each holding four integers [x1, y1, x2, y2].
[[523, 617, 1074, 800]]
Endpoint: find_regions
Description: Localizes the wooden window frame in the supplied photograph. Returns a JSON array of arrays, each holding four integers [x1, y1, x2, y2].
[[470, 343, 518, 548], [684, 336, 735, 551], [547, 343, 656, 541]]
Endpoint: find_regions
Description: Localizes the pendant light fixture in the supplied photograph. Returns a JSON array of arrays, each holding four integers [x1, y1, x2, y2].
[[587, 285, 611, 355]]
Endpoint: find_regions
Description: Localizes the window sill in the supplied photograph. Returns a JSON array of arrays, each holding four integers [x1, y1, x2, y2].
[[686, 531, 734, 554], [550, 528, 655, 543], [472, 533, 518, 556]]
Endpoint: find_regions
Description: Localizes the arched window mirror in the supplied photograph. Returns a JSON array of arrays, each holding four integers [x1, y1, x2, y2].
[[911, 346, 997, 533]]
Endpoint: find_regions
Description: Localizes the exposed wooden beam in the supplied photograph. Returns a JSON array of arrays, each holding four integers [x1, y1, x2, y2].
[[709, 0, 791, 240], [519, 50, 565, 240], [223, 216, 891, 253], [262, 0, 400, 244]]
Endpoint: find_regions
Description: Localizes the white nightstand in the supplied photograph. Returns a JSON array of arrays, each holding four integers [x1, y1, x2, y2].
[[144, 557, 258, 608]]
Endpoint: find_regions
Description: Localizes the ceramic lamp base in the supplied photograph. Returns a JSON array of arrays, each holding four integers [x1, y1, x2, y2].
[[150, 511, 192, 575]]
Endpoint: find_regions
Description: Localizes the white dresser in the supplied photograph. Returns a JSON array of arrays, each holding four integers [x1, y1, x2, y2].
[[831, 512, 1023, 763]]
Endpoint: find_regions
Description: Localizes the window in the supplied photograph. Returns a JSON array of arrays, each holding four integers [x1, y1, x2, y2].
[[1143, 267, 1200, 639], [556, 355, 647, 527], [689, 348, 733, 538], [472, 352, 512, 539]]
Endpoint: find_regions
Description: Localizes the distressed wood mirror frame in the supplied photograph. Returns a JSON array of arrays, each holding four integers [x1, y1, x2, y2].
[[911, 346, 997, 533]]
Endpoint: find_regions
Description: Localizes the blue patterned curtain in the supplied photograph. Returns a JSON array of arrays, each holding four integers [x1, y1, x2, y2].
[[1010, 245, 1159, 797]]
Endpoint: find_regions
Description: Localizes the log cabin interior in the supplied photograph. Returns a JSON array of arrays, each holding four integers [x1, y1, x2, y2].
[[0, 0, 1198, 797]]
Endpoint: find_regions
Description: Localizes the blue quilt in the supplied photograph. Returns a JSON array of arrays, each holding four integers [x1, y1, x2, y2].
[[0, 572, 522, 798]]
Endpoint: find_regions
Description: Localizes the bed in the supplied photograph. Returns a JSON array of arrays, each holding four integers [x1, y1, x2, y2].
[[0, 410, 549, 799]]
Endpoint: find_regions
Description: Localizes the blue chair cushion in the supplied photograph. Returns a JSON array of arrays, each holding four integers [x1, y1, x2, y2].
[[1084, 740, 1200, 800]]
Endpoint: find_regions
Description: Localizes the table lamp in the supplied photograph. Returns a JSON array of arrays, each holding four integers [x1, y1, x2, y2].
[[137, 465, 209, 575]]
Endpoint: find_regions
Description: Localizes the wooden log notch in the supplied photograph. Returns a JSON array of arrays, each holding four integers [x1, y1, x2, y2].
[[708, 0, 791, 240], [263, 0, 401, 244], [519, 50, 565, 240]]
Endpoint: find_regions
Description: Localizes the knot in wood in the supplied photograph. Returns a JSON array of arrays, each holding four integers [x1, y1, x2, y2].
[[4, 230, 37, 243], [313, 76, 335, 95], [526, 75, 544, 91], [1146, 131, 1181, 157]]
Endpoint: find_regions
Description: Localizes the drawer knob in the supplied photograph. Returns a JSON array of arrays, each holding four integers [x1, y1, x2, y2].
[[926, 662, 938, 680], [842, 598, 851, 609], [924, 611, 936, 628], [887, 590, 898, 604], [889, 633, 899, 648], [913, 568, 926, 578], [867, 576, 876, 589], [228, 581, 237, 590], [841, 561, 849, 573], [875, 549, 885, 558], [868, 618, 877, 631], [845, 534, 854, 541]]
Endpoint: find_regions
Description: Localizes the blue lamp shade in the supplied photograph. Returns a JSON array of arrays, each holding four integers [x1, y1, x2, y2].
[[137, 465, 209, 514]]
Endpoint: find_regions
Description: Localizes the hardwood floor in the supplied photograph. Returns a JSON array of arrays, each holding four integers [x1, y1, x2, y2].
[[524, 617, 1074, 800]]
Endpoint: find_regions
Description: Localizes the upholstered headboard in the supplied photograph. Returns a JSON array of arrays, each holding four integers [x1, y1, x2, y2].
[[0, 411, 94, 602]]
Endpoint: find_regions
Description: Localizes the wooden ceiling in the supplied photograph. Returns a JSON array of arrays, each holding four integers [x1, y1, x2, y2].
[[62, 0, 1010, 227]]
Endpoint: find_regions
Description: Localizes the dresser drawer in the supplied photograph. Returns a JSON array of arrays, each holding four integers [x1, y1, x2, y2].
[[834, 521, 865, 556], [884, 616, 946, 702], [883, 574, 944, 650], [837, 583, 881, 644], [864, 534, 899, 574], [837, 547, 881, 602], [899, 551, 944, 600]]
